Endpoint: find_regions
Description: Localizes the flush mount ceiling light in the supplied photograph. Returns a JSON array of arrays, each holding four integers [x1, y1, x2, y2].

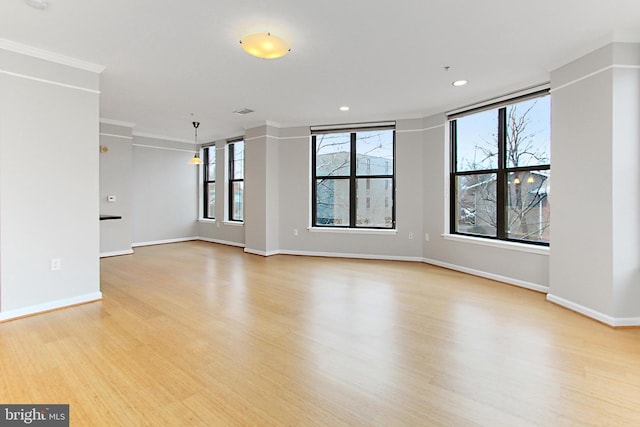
[[24, 0, 50, 9], [339, 106, 350, 111], [239, 32, 290, 59], [452, 80, 468, 87], [189, 121, 203, 165]]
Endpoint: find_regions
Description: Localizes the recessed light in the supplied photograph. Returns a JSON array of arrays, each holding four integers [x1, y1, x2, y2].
[[24, 0, 50, 9], [452, 80, 468, 87], [339, 106, 350, 111]]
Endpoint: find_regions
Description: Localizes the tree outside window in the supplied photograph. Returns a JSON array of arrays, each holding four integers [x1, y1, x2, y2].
[[312, 127, 395, 229], [451, 93, 550, 244]]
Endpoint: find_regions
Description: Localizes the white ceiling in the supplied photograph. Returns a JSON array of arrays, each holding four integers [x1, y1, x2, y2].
[[1, 0, 639, 142]]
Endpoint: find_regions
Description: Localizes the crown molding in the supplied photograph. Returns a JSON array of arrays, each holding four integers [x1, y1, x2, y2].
[[612, 31, 640, 43], [0, 38, 105, 73], [132, 131, 193, 144], [100, 118, 136, 128]]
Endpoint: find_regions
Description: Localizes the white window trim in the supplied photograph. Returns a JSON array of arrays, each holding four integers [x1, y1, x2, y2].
[[442, 233, 549, 255], [309, 227, 397, 236]]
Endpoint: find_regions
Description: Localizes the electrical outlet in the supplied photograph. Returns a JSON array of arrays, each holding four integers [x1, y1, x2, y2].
[[408, 232, 414, 240], [293, 228, 299, 236], [50, 258, 62, 271], [425, 233, 430, 241]]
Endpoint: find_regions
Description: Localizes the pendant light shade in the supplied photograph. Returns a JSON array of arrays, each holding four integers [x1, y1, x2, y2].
[[190, 121, 203, 165]]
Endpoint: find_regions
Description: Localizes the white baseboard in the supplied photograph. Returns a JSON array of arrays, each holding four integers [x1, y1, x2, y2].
[[0, 292, 103, 322], [244, 248, 280, 256], [197, 237, 246, 248], [275, 249, 424, 262], [546, 294, 640, 327], [612, 317, 640, 327], [132, 237, 198, 247], [100, 249, 134, 258], [423, 257, 550, 293]]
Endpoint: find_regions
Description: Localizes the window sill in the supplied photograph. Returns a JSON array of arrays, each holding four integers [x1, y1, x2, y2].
[[308, 227, 397, 236], [442, 233, 549, 255], [198, 218, 216, 223], [223, 221, 244, 227]]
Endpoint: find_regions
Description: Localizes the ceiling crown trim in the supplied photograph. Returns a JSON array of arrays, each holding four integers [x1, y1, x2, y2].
[[0, 38, 105, 73]]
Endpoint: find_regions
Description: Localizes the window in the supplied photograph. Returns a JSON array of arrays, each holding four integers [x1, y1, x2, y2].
[[312, 126, 395, 229], [203, 146, 216, 219], [228, 139, 244, 221], [450, 91, 550, 244]]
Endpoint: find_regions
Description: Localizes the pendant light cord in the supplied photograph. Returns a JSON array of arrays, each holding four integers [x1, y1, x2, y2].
[[193, 121, 200, 144]]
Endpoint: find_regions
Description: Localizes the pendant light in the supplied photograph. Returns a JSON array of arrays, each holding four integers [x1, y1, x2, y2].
[[189, 121, 203, 165]]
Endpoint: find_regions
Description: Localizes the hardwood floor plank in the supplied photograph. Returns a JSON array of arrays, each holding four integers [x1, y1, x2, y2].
[[2, 241, 640, 425]]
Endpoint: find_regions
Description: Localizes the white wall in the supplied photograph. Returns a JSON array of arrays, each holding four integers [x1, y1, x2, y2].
[[131, 136, 199, 245], [0, 47, 102, 320], [611, 64, 640, 319], [244, 125, 280, 255], [549, 42, 640, 325], [99, 123, 133, 256], [276, 126, 311, 252], [549, 52, 614, 315]]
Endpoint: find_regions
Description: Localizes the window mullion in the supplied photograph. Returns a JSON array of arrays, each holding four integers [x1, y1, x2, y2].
[[208, 148, 212, 219], [496, 108, 507, 240], [391, 130, 397, 228], [228, 144, 234, 221], [450, 120, 457, 234], [311, 136, 318, 226], [350, 132, 357, 228], [203, 148, 208, 219]]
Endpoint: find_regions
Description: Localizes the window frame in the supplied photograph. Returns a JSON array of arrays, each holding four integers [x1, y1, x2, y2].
[[449, 90, 550, 246], [202, 145, 216, 220], [227, 139, 244, 222], [311, 125, 396, 229]]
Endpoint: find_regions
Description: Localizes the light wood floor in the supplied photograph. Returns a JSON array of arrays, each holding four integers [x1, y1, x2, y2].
[[2, 241, 640, 426]]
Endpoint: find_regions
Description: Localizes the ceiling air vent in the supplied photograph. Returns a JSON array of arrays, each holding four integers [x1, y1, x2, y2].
[[25, 0, 50, 9], [233, 108, 255, 115]]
